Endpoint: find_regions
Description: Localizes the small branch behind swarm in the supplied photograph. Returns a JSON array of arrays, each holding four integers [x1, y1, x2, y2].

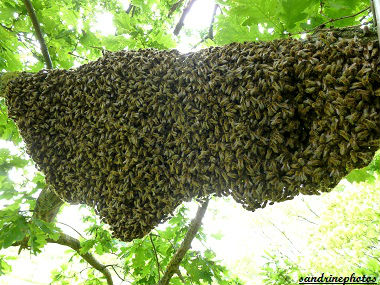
[[168, 0, 185, 18], [191, 4, 219, 50], [291, 6, 371, 36], [207, 4, 219, 40], [158, 199, 209, 285], [21, 0, 53, 69], [150, 234, 161, 281], [173, 0, 198, 36]]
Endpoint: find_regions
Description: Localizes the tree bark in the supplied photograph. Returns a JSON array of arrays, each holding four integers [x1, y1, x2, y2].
[[21, 0, 53, 69], [158, 199, 209, 285], [48, 233, 114, 285]]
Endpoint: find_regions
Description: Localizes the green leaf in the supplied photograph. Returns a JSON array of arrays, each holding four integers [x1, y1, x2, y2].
[[133, 246, 146, 268], [32, 218, 60, 241], [0, 216, 28, 248], [0, 2, 19, 21], [79, 239, 96, 254], [0, 256, 12, 275], [95, 243, 104, 255], [346, 169, 375, 184], [280, 0, 311, 29]]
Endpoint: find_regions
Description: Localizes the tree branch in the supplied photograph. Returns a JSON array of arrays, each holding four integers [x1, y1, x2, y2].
[[15, 187, 113, 284], [158, 199, 209, 285], [48, 233, 114, 285], [168, 0, 185, 18], [0, 23, 13, 33], [191, 4, 219, 50], [125, 3, 136, 17], [17, 186, 64, 252], [292, 6, 371, 36], [34, 186, 64, 222], [104, 265, 126, 282], [175, 268, 186, 284], [68, 51, 89, 62], [371, 0, 378, 27], [12, 232, 114, 284], [296, 215, 317, 225], [21, 0, 53, 69], [173, 0, 198, 36], [207, 4, 218, 40], [126, 3, 134, 14]]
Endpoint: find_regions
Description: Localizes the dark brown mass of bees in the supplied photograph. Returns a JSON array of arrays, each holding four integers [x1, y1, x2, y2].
[[3, 33, 380, 241]]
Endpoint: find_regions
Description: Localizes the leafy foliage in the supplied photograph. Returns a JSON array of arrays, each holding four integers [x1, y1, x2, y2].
[[214, 0, 369, 45], [47, 205, 242, 284], [345, 150, 380, 184], [260, 174, 380, 284], [259, 251, 301, 285]]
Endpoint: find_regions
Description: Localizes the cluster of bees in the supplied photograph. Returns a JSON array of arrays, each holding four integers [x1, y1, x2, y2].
[[4, 33, 380, 241]]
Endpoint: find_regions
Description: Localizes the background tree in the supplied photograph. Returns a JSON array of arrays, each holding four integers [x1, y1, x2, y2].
[[0, 0, 379, 284]]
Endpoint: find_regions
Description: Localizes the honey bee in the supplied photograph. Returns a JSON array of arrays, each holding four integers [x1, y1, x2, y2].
[[4, 35, 380, 242]]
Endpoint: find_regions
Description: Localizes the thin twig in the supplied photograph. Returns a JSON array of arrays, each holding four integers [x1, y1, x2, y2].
[[0, 23, 40, 59], [105, 264, 127, 282], [291, 6, 371, 36], [149, 233, 161, 281], [296, 215, 317, 225], [173, 0, 198, 36], [317, 6, 370, 28], [68, 52, 89, 61], [176, 268, 186, 284], [269, 220, 301, 254], [56, 221, 85, 238], [301, 198, 320, 218], [0, 23, 13, 33], [21, 0, 53, 69], [158, 199, 209, 285], [191, 4, 219, 50], [153, 230, 177, 252]]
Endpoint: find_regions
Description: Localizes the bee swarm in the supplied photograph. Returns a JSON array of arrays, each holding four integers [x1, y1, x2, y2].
[[4, 34, 380, 241]]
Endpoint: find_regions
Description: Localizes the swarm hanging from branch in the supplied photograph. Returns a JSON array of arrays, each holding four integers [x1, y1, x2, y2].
[[3, 32, 380, 242]]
